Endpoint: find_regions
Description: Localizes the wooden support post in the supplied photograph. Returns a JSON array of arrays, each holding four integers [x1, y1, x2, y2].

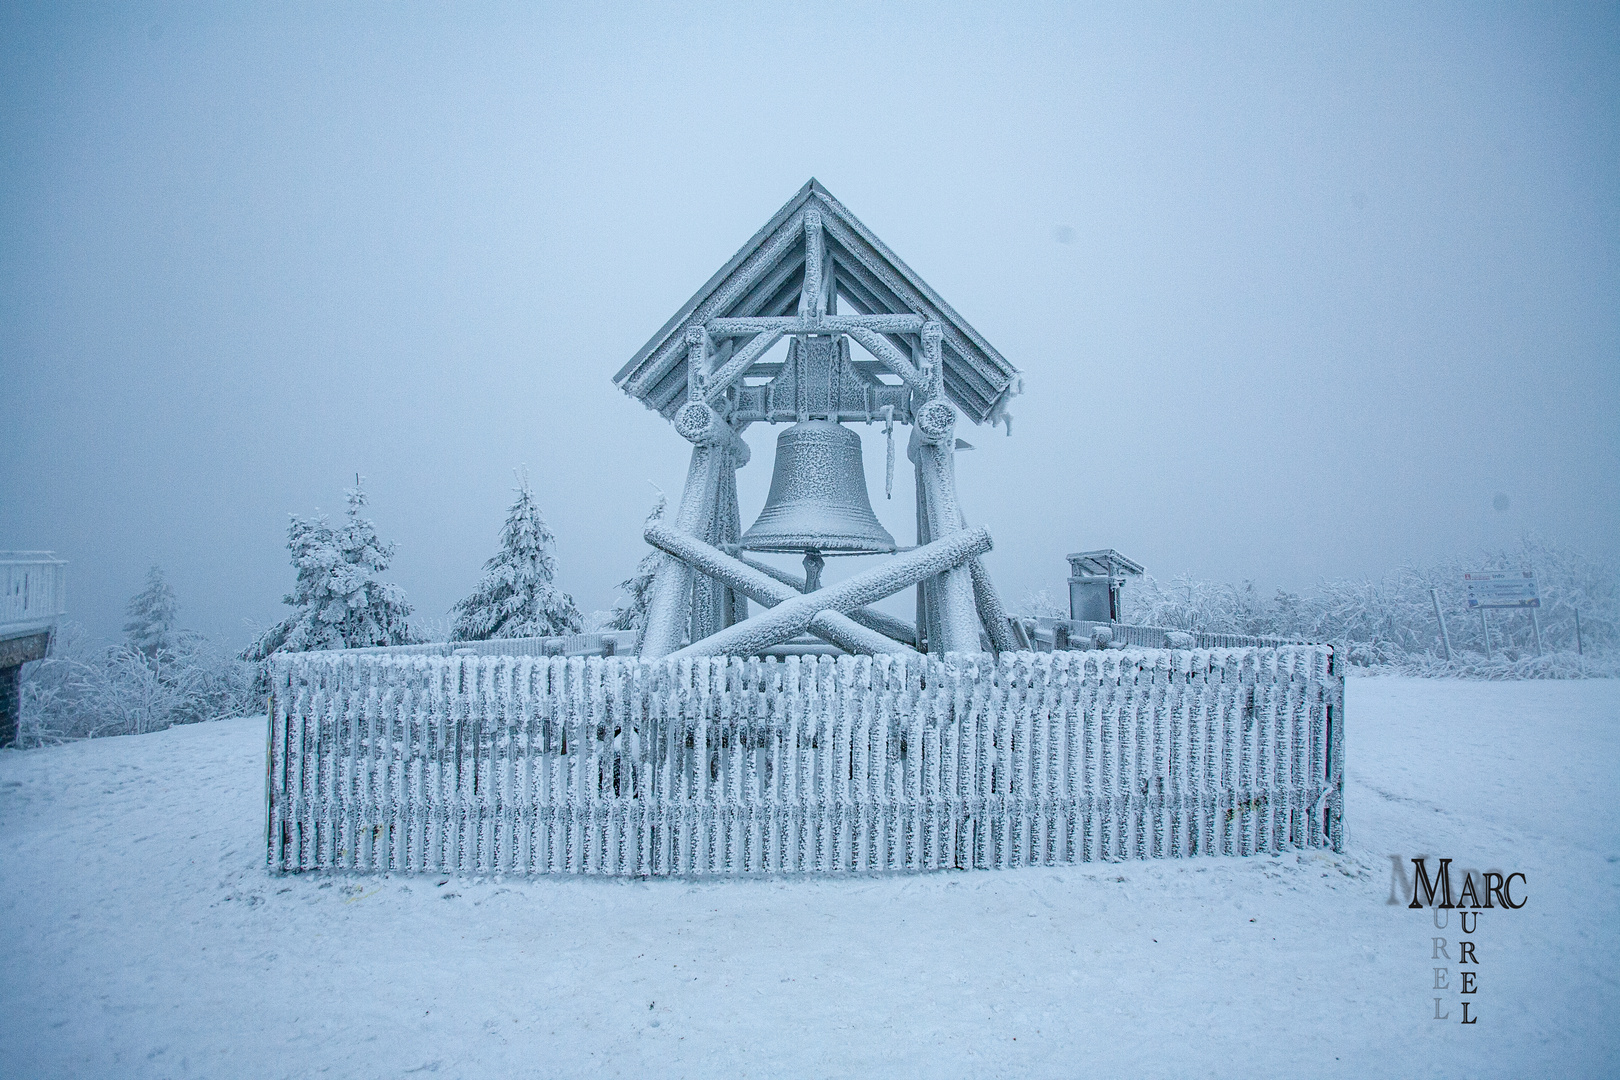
[[909, 396, 980, 655], [922, 318, 944, 397], [640, 401, 743, 658], [801, 209, 825, 317], [718, 462, 745, 627], [1479, 609, 1492, 660], [914, 455, 938, 652], [0, 664, 19, 748], [1530, 606, 1543, 657], [692, 453, 747, 639], [685, 325, 709, 402], [968, 555, 1019, 654], [824, 248, 837, 315]]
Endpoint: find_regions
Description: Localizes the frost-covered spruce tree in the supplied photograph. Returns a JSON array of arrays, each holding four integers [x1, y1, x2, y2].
[[124, 566, 179, 659], [607, 495, 667, 637], [450, 475, 582, 641], [243, 479, 421, 660]]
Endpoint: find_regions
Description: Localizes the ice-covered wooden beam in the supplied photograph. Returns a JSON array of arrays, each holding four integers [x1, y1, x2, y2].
[[685, 327, 709, 402], [668, 526, 992, 660], [735, 553, 919, 647], [845, 325, 930, 396], [702, 328, 786, 406], [622, 208, 808, 402], [800, 209, 825, 318], [968, 555, 1018, 654], [705, 314, 926, 337], [644, 524, 914, 658]]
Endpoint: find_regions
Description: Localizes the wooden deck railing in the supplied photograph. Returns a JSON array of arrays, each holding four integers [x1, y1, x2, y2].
[[0, 553, 66, 637]]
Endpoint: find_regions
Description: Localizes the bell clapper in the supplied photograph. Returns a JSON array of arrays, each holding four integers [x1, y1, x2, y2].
[[802, 549, 825, 593]]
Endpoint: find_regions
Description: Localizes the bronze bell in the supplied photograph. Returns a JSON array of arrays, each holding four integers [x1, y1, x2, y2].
[[740, 420, 897, 554]]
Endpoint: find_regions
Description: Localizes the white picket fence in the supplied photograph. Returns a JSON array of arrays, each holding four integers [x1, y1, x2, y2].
[[267, 647, 1344, 876]]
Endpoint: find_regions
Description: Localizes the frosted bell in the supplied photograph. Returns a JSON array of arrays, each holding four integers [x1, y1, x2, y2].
[[740, 420, 897, 554]]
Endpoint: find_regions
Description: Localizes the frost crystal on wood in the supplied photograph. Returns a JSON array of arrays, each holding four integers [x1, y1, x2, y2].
[[266, 645, 1346, 876]]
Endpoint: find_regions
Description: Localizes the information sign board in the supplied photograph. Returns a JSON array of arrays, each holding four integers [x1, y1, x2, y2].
[[1462, 570, 1540, 610]]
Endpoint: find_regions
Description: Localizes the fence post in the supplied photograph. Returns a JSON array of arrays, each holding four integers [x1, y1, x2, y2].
[[1429, 589, 1452, 662], [1575, 609, 1584, 655]]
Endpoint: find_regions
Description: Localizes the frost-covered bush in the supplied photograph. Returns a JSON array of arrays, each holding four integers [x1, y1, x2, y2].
[[1123, 575, 1277, 638], [1089, 537, 1618, 678], [243, 480, 421, 660], [450, 476, 581, 641], [1018, 588, 1068, 620], [18, 623, 259, 746]]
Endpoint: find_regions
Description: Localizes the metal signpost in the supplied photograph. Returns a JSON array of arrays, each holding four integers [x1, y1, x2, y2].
[[1462, 569, 1542, 657], [1429, 587, 1452, 661]]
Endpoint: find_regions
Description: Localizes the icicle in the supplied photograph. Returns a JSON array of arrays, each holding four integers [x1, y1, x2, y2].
[[882, 405, 895, 499]]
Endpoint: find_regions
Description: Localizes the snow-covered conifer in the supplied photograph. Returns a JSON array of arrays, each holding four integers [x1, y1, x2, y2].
[[449, 475, 582, 641], [606, 495, 667, 638], [243, 479, 420, 660], [124, 566, 179, 659]]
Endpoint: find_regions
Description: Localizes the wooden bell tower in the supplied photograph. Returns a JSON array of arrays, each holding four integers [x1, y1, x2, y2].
[[613, 180, 1024, 660]]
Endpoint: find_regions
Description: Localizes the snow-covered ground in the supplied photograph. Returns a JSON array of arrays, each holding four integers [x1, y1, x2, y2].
[[1, 677, 1615, 1079]]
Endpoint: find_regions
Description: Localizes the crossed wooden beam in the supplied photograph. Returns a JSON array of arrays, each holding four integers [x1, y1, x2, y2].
[[644, 523, 993, 660]]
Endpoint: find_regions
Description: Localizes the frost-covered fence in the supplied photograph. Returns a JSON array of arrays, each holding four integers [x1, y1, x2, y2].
[[1015, 619, 1308, 652], [266, 647, 1344, 876]]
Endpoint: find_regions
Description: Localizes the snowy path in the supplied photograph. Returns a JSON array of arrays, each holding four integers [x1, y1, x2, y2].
[[1, 678, 1615, 1079]]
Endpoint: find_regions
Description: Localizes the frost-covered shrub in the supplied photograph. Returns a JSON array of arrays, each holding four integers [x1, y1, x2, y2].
[[410, 615, 454, 644], [1099, 537, 1617, 677], [18, 624, 259, 746], [1123, 575, 1277, 638], [1387, 649, 1620, 680], [450, 476, 581, 641], [1018, 588, 1068, 620]]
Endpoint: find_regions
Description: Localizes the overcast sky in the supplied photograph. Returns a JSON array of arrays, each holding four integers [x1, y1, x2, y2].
[[3, 2, 1616, 646]]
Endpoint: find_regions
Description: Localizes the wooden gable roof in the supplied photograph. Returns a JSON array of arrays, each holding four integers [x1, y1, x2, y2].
[[614, 179, 1022, 427]]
